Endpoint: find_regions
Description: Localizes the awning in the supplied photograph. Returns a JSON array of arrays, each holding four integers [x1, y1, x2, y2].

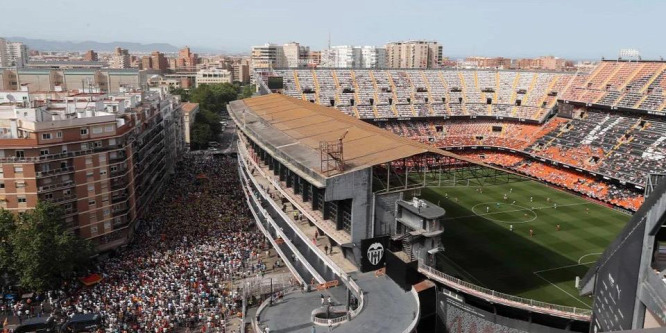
[[79, 273, 103, 286]]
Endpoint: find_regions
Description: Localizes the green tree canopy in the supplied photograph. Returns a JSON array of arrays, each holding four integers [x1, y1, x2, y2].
[[9, 202, 94, 290]]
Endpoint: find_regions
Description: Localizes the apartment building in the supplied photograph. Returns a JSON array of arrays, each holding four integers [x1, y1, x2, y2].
[[109, 47, 131, 69], [83, 50, 99, 62], [282, 42, 309, 68], [0, 90, 186, 251], [232, 59, 250, 84], [250, 43, 286, 70], [385, 40, 442, 69], [0, 38, 28, 67], [195, 68, 232, 87], [0, 68, 144, 93]]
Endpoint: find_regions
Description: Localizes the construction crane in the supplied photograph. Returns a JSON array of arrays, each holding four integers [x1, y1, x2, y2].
[[320, 129, 348, 175]]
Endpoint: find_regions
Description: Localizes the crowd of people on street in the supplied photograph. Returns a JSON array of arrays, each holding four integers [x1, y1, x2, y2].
[[29, 154, 272, 332]]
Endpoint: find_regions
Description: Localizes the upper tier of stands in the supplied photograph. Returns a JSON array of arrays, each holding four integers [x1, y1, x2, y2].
[[265, 69, 575, 122], [561, 61, 666, 113]]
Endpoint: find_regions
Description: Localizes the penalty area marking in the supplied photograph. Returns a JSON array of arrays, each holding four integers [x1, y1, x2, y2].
[[578, 252, 602, 264], [532, 272, 593, 309], [470, 202, 537, 224]]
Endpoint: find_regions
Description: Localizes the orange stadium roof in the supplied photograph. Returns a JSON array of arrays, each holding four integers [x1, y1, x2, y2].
[[228, 94, 483, 184]]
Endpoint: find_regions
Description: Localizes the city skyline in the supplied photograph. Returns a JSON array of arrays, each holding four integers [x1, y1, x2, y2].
[[2, 0, 665, 60]]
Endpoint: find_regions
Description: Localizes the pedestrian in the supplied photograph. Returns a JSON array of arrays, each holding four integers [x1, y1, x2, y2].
[[556, 224, 561, 231], [529, 229, 534, 237], [327, 296, 332, 305], [509, 225, 513, 232], [320, 294, 325, 306], [324, 245, 329, 255]]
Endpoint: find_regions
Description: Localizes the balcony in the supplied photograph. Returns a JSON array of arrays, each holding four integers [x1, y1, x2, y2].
[[110, 179, 128, 191], [38, 180, 74, 193], [45, 193, 77, 204], [36, 166, 74, 178]]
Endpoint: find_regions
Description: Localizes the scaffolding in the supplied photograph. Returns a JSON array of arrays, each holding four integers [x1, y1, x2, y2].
[[320, 130, 348, 175]]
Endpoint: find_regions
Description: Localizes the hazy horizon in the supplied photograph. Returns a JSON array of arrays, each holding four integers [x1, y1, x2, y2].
[[3, 0, 665, 60]]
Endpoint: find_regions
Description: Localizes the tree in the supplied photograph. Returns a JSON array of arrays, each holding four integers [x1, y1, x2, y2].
[[191, 121, 212, 150], [170, 87, 190, 102], [240, 85, 256, 99], [0, 209, 16, 283], [10, 202, 94, 290], [190, 83, 241, 112]]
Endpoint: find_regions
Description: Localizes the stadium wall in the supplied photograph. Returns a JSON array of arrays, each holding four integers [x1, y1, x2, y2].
[[436, 291, 589, 333]]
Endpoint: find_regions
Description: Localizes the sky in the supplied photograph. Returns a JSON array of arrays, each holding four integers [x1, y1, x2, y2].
[[2, 0, 664, 60]]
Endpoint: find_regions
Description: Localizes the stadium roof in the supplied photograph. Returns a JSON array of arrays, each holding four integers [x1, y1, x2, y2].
[[228, 94, 481, 185]]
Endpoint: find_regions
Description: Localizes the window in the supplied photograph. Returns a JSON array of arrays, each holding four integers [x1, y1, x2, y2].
[[60, 162, 68, 169], [15, 181, 26, 188], [87, 185, 94, 192], [99, 154, 107, 162], [56, 131, 63, 138], [110, 166, 118, 172], [90, 226, 98, 236], [80, 128, 89, 135], [43, 193, 53, 200], [92, 127, 103, 134], [104, 221, 111, 231], [63, 189, 71, 196], [85, 157, 92, 165], [108, 138, 116, 146], [93, 141, 102, 148], [17, 197, 27, 203], [42, 133, 52, 140], [104, 125, 114, 132], [14, 166, 23, 173], [103, 209, 110, 217], [62, 145, 68, 153], [86, 171, 94, 177], [81, 143, 89, 150], [40, 149, 49, 156], [88, 199, 96, 205], [100, 170, 107, 176], [15, 150, 24, 158], [0, 182, 4, 189]]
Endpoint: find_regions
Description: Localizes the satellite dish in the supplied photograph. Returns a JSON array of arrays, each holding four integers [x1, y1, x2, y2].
[[6, 94, 16, 103]]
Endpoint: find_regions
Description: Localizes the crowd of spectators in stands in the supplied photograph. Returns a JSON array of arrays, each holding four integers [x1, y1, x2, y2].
[[36, 154, 274, 332]]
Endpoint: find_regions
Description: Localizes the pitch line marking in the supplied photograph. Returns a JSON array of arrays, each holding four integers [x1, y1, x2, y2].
[[533, 272, 592, 309], [470, 202, 537, 224], [533, 261, 597, 274], [448, 202, 591, 221], [577, 252, 602, 264]]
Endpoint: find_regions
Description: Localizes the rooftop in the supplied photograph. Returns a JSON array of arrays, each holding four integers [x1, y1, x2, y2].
[[182, 102, 199, 114], [228, 94, 478, 181], [398, 198, 446, 219]]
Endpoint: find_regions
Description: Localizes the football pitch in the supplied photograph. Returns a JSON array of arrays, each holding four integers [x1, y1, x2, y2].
[[417, 178, 631, 309]]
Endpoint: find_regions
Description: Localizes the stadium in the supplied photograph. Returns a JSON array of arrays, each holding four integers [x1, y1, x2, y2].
[[232, 60, 666, 333]]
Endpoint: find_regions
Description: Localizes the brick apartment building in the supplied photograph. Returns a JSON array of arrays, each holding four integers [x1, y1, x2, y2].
[[0, 89, 187, 251]]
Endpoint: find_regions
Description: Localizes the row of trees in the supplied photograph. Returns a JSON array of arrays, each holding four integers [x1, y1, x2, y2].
[[171, 82, 255, 150], [0, 202, 94, 291]]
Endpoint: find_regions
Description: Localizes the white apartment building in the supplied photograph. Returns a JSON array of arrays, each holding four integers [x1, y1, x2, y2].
[[251, 43, 286, 70], [320, 45, 386, 68], [321, 46, 361, 68], [282, 42, 309, 68], [195, 68, 232, 87], [360, 46, 386, 68], [0, 38, 28, 67]]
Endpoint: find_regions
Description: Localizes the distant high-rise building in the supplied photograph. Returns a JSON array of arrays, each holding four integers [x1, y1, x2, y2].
[[177, 47, 198, 69], [109, 47, 131, 69], [321, 46, 362, 68], [251, 43, 286, 70], [232, 59, 250, 84], [307, 51, 321, 68], [195, 68, 232, 87], [385, 40, 442, 68], [0, 38, 28, 67], [83, 50, 98, 62], [141, 56, 152, 70], [282, 42, 309, 68], [360, 46, 386, 68], [150, 51, 169, 72]]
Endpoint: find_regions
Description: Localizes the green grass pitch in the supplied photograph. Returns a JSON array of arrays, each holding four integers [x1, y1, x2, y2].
[[417, 178, 631, 309]]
